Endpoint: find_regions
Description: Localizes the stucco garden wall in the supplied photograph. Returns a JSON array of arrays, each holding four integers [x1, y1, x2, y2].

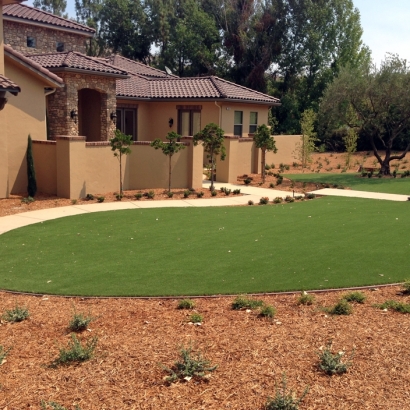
[[3, 20, 88, 54], [32, 136, 204, 199]]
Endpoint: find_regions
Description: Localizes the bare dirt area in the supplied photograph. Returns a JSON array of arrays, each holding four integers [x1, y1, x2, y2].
[[1, 286, 410, 409]]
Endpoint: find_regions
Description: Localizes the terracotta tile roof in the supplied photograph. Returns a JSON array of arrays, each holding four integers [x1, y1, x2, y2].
[[27, 51, 129, 77], [3, 3, 95, 35], [0, 74, 20, 95], [4, 45, 64, 86], [116, 75, 280, 105], [104, 55, 175, 78]]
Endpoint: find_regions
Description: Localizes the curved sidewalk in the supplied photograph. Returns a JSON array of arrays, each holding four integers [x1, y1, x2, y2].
[[0, 182, 302, 235], [1, 182, 407, 235]]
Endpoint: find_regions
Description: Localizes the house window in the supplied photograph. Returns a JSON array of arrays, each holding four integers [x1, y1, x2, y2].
[[234, 111, 243, 136], [116, 108, 137, 141], [249, 112, 258, 133], [56, 42, 65, 52], [177, 106, 201, 136], [27, 36, 36, 48]]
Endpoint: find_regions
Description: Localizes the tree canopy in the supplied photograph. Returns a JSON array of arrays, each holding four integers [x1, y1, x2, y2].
[[319, 54, 410, 174]]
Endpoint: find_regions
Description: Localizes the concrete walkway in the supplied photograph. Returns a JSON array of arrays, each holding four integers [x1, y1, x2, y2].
[[0, 182, 408, 235], [308, 188, 410, 202], [0, 182, 302, 235]]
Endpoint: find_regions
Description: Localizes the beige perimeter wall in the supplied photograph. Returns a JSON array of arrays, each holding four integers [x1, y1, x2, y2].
[[33, 137, 204, 199]]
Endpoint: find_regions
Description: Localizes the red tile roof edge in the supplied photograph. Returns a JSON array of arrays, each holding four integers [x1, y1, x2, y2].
[[2, 3, 95, 35], [0, 74, 21, 95], [4, 45, 64, 86], [27, 51, 130, 77]]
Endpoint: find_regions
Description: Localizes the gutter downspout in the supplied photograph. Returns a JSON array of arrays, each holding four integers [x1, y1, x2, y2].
[[214, 101, 222, 128]]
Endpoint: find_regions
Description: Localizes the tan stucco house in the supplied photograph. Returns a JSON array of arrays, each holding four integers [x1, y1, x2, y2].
[[0, 2, 298, 199]]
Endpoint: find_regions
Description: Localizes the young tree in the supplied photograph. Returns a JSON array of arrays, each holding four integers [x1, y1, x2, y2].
[[193, 123, 226, 191], [319, 54, 410, 174], [26, 135, 37, 198], [110, 129, 132, 197], [295, 109, 317, 170], [343, 127, 358, 168], [253, 124, 277, 183], [150, 131, 185, 192]]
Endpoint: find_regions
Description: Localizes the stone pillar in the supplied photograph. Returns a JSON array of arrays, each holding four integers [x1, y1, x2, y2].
[[56, 136, 86, 199]]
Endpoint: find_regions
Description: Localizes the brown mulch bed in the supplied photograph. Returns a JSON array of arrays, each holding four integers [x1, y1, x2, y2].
[[1, 287, 410, 409]]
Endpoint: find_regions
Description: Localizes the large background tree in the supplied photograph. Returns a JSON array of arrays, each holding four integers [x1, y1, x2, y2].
[[33, 0, 67, 17], [319, 54, 410, 175]]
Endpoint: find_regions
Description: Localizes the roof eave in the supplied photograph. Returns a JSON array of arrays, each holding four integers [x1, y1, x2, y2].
[[5, 51, 64, 88], [48, 67, 129, 79], [3, 15, 95, 37]]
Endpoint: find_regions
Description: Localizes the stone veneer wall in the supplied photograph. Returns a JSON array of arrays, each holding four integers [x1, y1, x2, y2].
[[47, 72, 117, 141], [3, 21, 88, 54]]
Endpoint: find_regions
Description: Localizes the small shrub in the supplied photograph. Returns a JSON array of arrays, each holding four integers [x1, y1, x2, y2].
[[266, 374, 308, 410], [269, 182, 275, 188], [231, 295, 264, 310], [248, 200, 254, 205], [342, 291, 366, 304], [273, 197, 282, 204], [0, 345, 11, 364], [115, 193, 123, 201], [376, 300, 410, 314], [224, 188, 232, 196], [167, 191, 174, 198], [285, 164, 290, 170], [189, 313, 203, 323], [285, 196, 295, 203], [297, 292, 315, 306], [244, 177, 252, 185], [177, 299, 195, 309], [270, 163, 275, 169], [336, 163, 341, 169], [52, 334, 97, 367], [183, 190, 191, 198], [317, 342, 353, 375], [328, 299, 352, 315], [41, 401, 81, 410], [233, 189, 241, 194], [147, 190, 155, 199], [97, 196, 105, 203], [196, 191, 204, 198], [276, 175, 283, 185], [21, 196, 35, 204], [220, 187, 226, 193], [3, 305, 29, 322], [393, 170, 397, 178], [68, 311, 93, 332], [267, 171, 274, 176], [163, 345, 217, 383], [211, 190, 217, 197], [259, 196, 269, 205], [259, 304, 276, 318], [134, 192, 143, 200], [85, 193, 94, 200], [306, 193, 315, 199], [265, 163, 271, 170], [71, 199, 77, 205], [292, 162, 299, 168], [402, 279, 410, 294]]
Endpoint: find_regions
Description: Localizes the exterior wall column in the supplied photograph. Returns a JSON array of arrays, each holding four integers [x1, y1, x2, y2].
[[215, 136, 239, 183], [180, 136, 204, 190], [55, 136, 86, 199]]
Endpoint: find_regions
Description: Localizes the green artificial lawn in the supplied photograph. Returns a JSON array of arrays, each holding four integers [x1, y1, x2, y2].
[[286, 173, 410, 195], [1, 197, 409, 296]]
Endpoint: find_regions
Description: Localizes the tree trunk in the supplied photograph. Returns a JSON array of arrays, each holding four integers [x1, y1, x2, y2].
[[261, 148, 266, 183], [168, 155, 172, 192], [119, 153, 123, 195], [210, 152, 215, 191], [380, 151, 391, 175]]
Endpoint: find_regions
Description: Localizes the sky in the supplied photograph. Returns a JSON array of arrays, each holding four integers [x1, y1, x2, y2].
[[26, 0, 410, 65]]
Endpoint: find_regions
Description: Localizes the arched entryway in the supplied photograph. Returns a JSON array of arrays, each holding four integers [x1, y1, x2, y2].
[[78, 88, 103, 141]]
